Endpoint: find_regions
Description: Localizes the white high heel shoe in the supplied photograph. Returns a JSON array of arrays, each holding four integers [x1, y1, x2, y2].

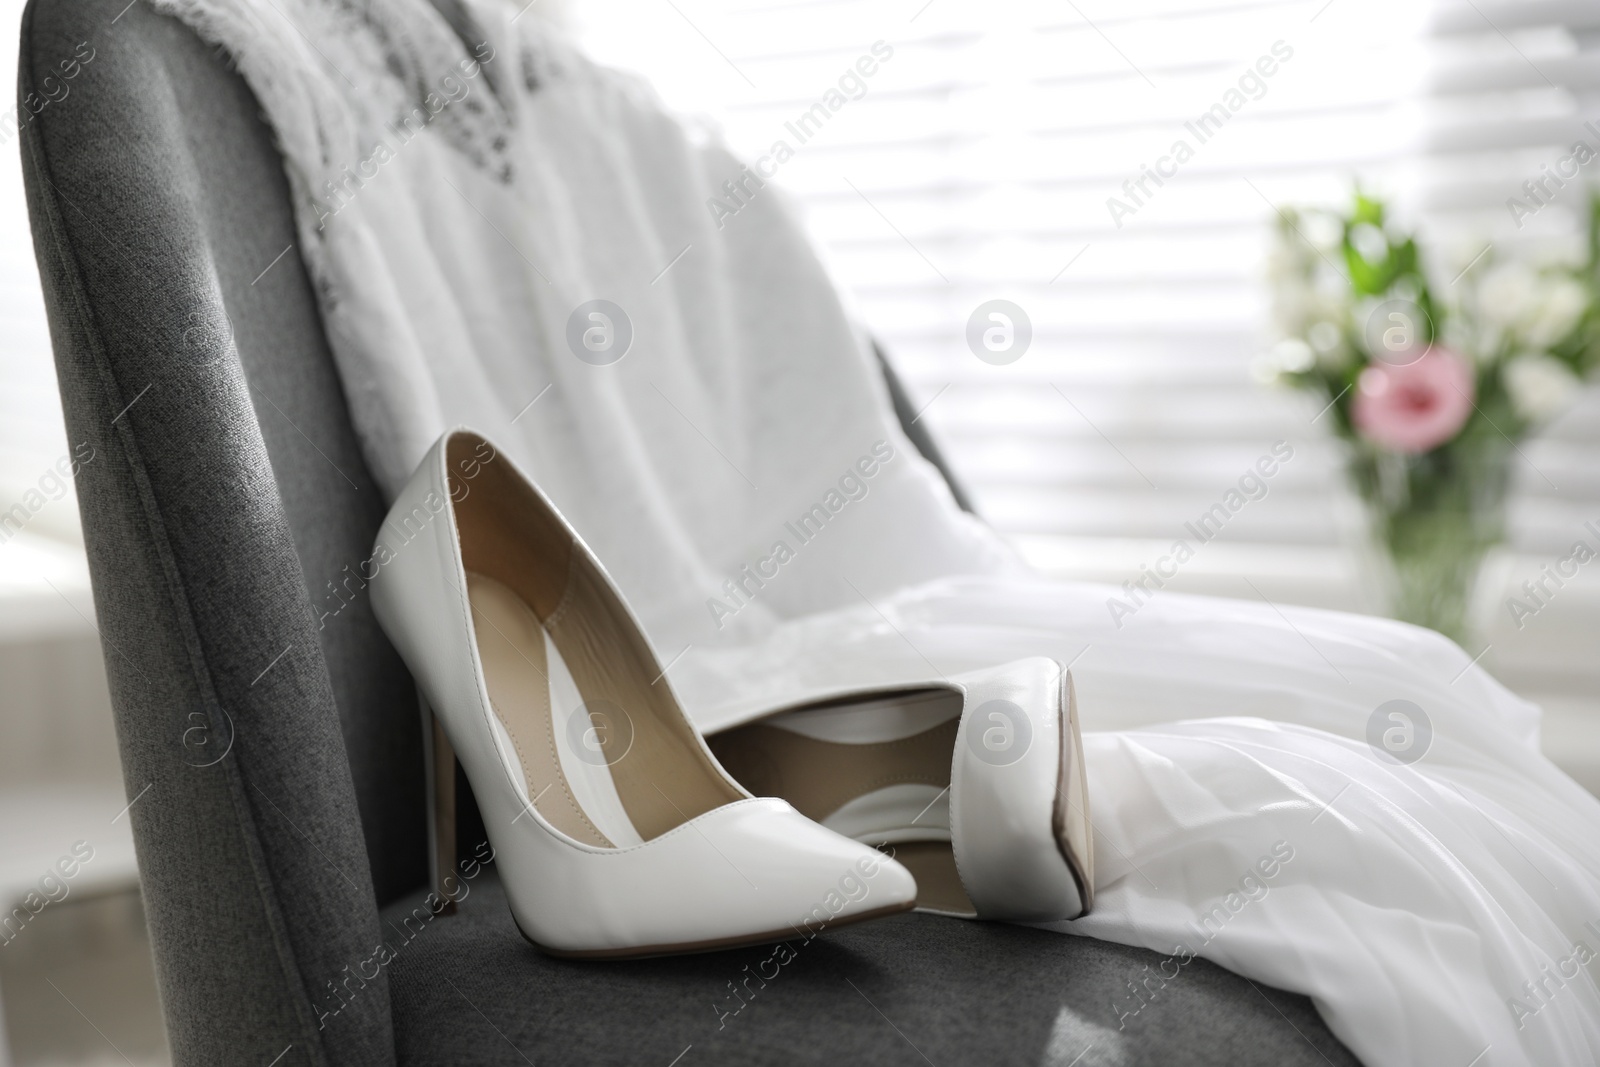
[[371, 429, 916, 958], [710, 658, 1093, 922]]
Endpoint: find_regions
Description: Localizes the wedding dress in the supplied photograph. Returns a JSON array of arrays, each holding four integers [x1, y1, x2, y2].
[[149, 0, 1600, 1062]]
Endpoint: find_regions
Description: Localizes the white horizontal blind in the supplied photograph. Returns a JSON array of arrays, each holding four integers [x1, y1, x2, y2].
[[1418, 0, 1600, 552], [0, 0, 77, 544], [10, 0, 1592, 558], [573, 0, 1464, 571]]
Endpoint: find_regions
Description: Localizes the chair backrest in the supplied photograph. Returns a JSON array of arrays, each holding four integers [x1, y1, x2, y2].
[[20, 1, 974, 1063], [22, 1, 407, 1062]]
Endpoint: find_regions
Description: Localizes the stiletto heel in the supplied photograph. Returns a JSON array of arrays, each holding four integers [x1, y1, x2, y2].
[[711, 657, 1094, 921], [420, 693, 458, 917], [372, 429, 916, 957]]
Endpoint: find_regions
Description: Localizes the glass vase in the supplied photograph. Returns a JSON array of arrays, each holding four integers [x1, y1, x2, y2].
[[1347, 434, 1514, 646]]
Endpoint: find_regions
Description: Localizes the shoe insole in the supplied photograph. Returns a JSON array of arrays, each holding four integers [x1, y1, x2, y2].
[[468, 571, 642, 848], [710, 690, 976, 914], [891, 842, 975, 916]]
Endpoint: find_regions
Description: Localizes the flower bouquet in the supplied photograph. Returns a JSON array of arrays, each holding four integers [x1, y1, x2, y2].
[[1262, 191, 1600, 643]]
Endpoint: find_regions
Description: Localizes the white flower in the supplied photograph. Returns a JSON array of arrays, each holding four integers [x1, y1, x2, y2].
[[1269, 278, 1316, 334], [1253, 339, 1315, 383], [1438, 235, 1492, 286], [1477, 261, 1539, 330], [1269, 273, 1345, 340], [1504, 353, 1581, 422], [1308, 320, 1342, 355], [1524, 276, 1588, 349], [1530, 239, 1585, 272], [1349, 223, 1387, 264], [1300, 212, 1343, 252], [1277, 338, 1315, 373]]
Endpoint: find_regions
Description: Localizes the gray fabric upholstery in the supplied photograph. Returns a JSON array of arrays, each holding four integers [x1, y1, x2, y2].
[[20, 2, 401, 1064], [17, 1, 1361, 1064], [381, 875, 1359, 1067]]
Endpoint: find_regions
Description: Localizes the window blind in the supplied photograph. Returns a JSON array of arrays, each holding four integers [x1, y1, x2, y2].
[[6, 0, 1599, 567], [1419, 0, 1600, 551], [0, 0, 78, 545], [573, 0, 1600, 576]]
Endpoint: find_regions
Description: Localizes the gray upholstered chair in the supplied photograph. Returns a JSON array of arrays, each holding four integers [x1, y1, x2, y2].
[[17, 1, 1360, 1063]]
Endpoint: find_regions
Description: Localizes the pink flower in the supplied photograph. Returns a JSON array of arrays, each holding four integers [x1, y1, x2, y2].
[[1352, 348, 1475, 454]]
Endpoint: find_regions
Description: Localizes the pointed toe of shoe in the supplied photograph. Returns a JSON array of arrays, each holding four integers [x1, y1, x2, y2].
[[507, 799, 916, 957], [720, 800, 918, 933]]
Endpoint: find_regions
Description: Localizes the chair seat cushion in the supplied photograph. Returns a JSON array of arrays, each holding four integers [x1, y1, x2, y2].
[[379, 875, 1357, 1066]]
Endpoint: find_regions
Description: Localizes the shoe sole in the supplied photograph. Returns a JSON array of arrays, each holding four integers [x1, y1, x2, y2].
[[515, 898, 916, 960], [1051, 668, 1094, 920], [708, 670, 1096, 922]]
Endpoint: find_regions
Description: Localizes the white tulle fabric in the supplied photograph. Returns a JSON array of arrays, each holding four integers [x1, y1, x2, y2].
[[148, 1, 1600, 1062]]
